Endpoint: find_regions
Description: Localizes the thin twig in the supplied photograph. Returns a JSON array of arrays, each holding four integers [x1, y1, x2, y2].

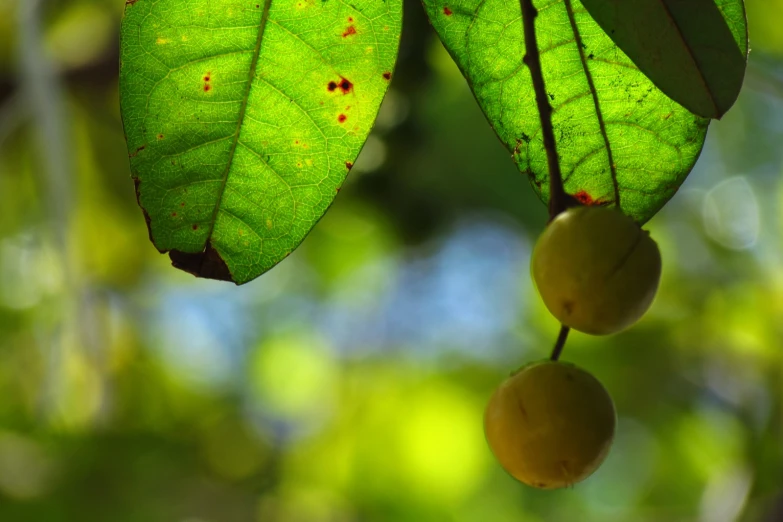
[[550, 324, 569, 361], [520, 0, 572, 357], [520, 0, 571, 219]]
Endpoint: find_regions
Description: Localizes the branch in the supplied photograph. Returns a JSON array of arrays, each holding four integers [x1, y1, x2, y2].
[[520, 0, 573, 357]]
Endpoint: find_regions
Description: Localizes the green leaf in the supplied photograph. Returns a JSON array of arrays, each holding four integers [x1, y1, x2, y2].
[[120, 0, 401, 284], [423, 0, 745, 223], [580, 0, 747, 119]]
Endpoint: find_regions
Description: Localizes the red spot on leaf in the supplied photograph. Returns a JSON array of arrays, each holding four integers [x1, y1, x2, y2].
[[574, 191, 594, 205], [573, 190, 609, 206], [348, 16, 354, 22], [382, 71, 392, 80], [343, 26, 357, 37], [204, 84, 211, 92], [204, 75, 211, 82], [338, 114, 347, 123], [443, 6, 453, 15]]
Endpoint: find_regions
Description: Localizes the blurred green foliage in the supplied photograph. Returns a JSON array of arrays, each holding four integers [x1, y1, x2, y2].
[[0, 0, 783, 521]]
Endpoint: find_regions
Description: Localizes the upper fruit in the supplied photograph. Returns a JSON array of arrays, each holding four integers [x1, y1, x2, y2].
[[531, 206, 662, 335]]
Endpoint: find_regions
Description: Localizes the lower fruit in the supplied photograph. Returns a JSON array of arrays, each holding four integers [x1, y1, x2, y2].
[[484, 360, 616, 489]]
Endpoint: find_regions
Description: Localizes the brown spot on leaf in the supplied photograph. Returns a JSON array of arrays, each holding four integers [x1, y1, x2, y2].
[[345, 161, 353, 170], [338, 114, 347, 123], [180, 202, 186, 207], [192, 224, 199, 230], [382, 71, 391, 80], [443, 6, 453, 15], [348, 16, 354, 22], [204, 84, 211, 92], [126, 0, 139, 5], [171, 212, 177, 217], [129, 144, 146, 158], [328, 78, 353, 94], [339, 78, 353, 94], [170, 242, 234, 283], [133, 178, 159, 249], [156, 134, 164, 140], [342, 26, 357, 37]]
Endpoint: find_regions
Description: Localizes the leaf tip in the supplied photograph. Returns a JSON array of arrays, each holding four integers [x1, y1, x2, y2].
[[169, 243, 235, 283]]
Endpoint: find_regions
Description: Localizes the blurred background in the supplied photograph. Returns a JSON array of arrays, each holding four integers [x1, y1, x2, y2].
[[1, 0, 783, 520]]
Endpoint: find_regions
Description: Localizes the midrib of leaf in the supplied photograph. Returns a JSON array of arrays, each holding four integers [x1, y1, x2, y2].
[[655, 0, 719, 116], [202, 0, 273, 251], [562, 0, 620, 206]]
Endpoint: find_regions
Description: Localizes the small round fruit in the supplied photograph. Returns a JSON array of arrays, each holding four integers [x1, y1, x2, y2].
[[484, 360, 616, 489], [531, 205, 661, 335]]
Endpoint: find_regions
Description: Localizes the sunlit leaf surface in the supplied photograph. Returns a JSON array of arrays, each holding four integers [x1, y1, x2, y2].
[[120, 0, 402, 284], [423, 0, 746, 223]]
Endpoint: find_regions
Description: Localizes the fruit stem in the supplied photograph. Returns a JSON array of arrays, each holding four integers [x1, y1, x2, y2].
[[519, 0, 573, 219], [550, 325, 570, 361]]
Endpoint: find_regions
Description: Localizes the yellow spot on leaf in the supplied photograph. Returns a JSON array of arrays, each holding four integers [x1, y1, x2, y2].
[[266, 219, 273, 230], [156, 37, 169, 45]]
